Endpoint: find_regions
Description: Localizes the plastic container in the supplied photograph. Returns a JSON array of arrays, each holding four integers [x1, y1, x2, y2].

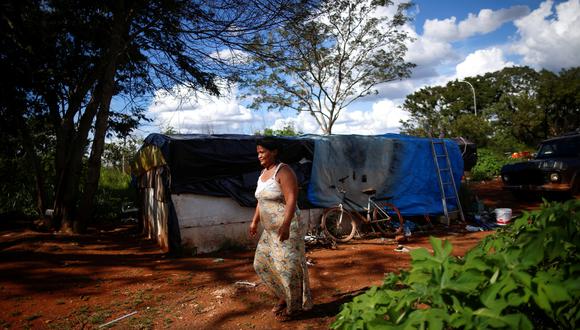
[[495, 208, 512, 225]]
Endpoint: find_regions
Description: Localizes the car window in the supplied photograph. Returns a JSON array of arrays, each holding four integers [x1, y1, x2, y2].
[[536, 137, 580, 159]]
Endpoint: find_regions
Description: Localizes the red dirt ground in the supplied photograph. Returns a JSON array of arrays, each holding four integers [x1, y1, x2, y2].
[[0, 179, 564, 329]]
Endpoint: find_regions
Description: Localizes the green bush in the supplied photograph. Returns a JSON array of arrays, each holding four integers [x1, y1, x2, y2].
[[93, 167, 135, 222], [470, 148, 513, 181], [332, 199, 580, 329], [487, 131, 531, 155]]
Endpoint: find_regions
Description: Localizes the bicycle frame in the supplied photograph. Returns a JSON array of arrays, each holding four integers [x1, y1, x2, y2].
[[333, 185, 391, 224], [321, 178, 403, 242]]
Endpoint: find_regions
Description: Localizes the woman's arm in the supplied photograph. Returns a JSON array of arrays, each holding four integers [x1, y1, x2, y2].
[[277, 165, 299, 241], [249, 205, 260, 237]]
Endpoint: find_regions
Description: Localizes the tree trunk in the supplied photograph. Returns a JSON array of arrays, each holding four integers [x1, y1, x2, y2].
[[76, 3, 127, 232], [77, 88, 116, 231], [54, 93, 102, 233], [52, 1, 130, 233]]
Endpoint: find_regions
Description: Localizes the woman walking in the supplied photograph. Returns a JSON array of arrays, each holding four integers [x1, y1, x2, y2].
[[249, 138, 312, 321]]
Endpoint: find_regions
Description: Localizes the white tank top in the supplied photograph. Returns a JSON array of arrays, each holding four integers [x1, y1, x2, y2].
[[255, 163, 284, 197]]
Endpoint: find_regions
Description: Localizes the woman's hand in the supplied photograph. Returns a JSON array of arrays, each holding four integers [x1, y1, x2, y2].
[[278, 224, 290, 242], [249, 206, 260, 237], [249, 221, 259, 237]]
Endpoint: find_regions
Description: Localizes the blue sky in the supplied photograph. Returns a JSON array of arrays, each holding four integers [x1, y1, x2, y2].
[[139, 0, 579, 137]]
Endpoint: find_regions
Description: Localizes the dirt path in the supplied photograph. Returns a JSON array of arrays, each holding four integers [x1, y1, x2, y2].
[[0, 180, 552, 329]]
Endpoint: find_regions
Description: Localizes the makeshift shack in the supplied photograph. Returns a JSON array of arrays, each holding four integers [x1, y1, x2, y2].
[[132, 134, 464, 253]]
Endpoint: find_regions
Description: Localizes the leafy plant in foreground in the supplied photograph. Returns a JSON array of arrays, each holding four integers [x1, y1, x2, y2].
[[332, 199, 580, 329]]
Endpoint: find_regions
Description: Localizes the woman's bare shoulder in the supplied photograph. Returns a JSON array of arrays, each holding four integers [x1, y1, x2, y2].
[[276, 164, 297, 181]]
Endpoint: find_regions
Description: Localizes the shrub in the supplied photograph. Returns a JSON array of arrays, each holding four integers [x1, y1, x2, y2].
[[332, 199, 580, 329], [93, 167, 135, 222], [470, 148, 512, 181]]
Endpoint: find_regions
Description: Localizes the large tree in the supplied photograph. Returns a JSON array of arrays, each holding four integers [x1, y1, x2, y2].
[[0, 0, 312, 232], [244, 0, 415, 135], [400, 66, 543, 147], [400, 66, 579, 150], [538, 67, 580, 136]]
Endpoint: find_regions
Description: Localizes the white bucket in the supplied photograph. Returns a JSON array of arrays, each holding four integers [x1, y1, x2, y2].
[[495, 208, 512, 225]]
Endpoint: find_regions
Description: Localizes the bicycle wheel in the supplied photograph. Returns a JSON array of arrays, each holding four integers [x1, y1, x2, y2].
[[321, 207, 356, 242], [372, 202, 403, 236]]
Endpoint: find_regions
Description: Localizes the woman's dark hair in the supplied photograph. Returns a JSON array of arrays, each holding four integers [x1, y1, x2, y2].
[[256, 137, 281, 152]]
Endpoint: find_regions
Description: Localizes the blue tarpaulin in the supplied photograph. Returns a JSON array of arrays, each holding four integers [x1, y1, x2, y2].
[[306, 134, 463, 216]]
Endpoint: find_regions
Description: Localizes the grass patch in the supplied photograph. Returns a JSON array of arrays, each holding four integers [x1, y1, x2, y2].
[[48, 321, 73, 330], [77, 306, 90, 314], [129, 289, 153, 308], [88, 309, 111, 325], [127, 310, 154, 330], [24, 313, 41, 321]]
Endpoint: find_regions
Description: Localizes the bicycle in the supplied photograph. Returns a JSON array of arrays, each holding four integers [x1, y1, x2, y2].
[[320, 176, 404, 243]]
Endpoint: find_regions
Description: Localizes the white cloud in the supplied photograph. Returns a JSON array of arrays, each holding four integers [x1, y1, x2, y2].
[[332, 100, 409, 134], [455, 47, 515, 79], [406, 31, 456, 68], [273, 99, 407, 135], [458, 6, 530, 39], [148, 84, 271, 134], [405, 5, 528, 82], [271, 113, 322, 135], [210, 49, 251, 65], [423, 5, 529, 42], [512, 0, 580, 71], [423, 17, 459, 42]]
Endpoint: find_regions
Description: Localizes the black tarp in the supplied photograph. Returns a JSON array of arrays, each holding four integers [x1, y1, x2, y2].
[[142, 134, 315, 207]]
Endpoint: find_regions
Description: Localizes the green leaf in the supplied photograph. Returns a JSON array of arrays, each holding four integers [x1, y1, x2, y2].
[[520, 233, 545, 266], [490, 268, 500, 284], [544, 282, 570, 302], [410, 248, 432, 261], [480, 282, 502, 309], [511, 270, 532, 288], [532, 285, 552, 313], [448, 270, 485, 293], [501, 314, 533, 330]]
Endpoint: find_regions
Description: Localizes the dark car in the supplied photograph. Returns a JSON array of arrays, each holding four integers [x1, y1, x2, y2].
[[501, 132, 580, 195]]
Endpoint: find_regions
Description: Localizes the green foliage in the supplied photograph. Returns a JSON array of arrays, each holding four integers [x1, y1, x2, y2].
[[487, 131, 531, 155], [0, 157, 37, 216], [470, 148, 513, 181], [400, 66, 580, 151], [93, 167, 135, 222], [448, 114, 491, 147], [332, 199, 580, 329], [103, 137, 142, 173], [257, 123, 302, 136]]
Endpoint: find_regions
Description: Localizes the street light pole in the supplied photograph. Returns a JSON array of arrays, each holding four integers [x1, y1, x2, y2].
[[458, 80, 477, 116]]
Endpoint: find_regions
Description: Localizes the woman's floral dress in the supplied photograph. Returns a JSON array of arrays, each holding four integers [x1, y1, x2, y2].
[[254, 163, 312, 314]]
